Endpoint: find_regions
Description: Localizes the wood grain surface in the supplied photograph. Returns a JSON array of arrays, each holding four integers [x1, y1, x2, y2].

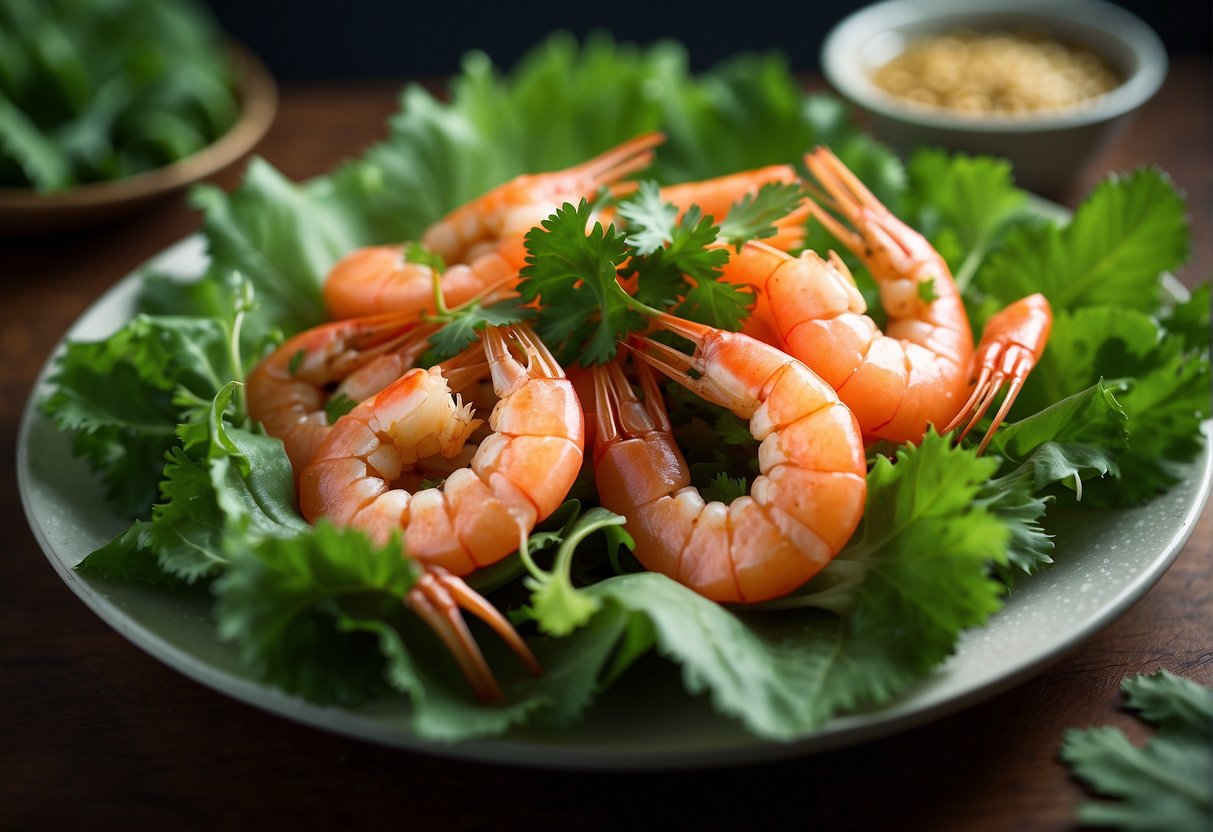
[[2, 57, 1209, 831]]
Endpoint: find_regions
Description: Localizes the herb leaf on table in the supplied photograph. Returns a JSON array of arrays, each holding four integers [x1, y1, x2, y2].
[[1061, 670, 1213, 832]]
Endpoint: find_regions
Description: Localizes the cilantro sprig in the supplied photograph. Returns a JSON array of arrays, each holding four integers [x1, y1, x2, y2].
[[1061, 670, 1212, 831], [519, 180, 806, 364], [517, 199, 650, 365]]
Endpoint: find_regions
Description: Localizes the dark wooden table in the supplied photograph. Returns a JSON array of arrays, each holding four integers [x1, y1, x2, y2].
[[3, 58, 1209, 830]]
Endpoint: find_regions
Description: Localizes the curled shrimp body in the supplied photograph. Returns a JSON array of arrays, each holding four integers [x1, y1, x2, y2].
[[246, 313, 437, 477], [324, 133, 664, 320], [799, 146, 1050, 447], [718, 239, 972, 445], [299, 323, 584, 701], [718, 147, 1051, 448], [594, 312, 866, 604]]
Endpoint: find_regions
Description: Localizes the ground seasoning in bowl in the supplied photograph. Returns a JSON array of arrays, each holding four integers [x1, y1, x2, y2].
[[820, 0, 1168, 194], [871, 28, 1123, 116]]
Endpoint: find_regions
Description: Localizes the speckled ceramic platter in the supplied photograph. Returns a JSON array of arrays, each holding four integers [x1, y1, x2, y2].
[[17, 234, 1213, 770]]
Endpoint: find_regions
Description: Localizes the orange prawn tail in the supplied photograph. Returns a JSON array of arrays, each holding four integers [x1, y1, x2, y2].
[[944, 293, 1053, 454]]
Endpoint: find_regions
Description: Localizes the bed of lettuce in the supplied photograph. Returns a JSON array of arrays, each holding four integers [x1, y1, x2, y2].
[[40, 33, 1211, 743]]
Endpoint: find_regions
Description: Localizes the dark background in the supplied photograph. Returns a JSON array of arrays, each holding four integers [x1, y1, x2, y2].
[[201, 0, 1211, 81]]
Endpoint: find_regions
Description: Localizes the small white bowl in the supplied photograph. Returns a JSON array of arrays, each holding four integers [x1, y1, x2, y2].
[[821, 0, 1167, 194]]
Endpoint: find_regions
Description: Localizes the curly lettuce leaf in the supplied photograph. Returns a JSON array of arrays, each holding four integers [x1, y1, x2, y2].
[[40, 314, 234, 517], [1083, 335, 1211, 506], [1009, 305, 1209, 505], [450, 32, 675, 176], [79, 382, 309, 584], [1159, 283, 1211, 352]]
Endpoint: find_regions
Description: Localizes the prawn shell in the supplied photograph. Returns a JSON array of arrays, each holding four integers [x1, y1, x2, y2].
[[592, 326, 869, 605]]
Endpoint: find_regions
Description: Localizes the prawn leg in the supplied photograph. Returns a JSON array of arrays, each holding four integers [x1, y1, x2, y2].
[[405, 565, 540, 704]]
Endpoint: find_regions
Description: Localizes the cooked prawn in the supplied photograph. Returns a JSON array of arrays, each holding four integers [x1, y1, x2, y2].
[[324, 132, 664, 320], [298, 323, 584, 701], [593, 312, 866, 604], [715, 146, 1051, 448], [246, 313, 439, 478], [717, 239, 972, 445]]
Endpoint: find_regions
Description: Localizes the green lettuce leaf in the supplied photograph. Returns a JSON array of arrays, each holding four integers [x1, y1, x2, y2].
[[215, 520, 630, 738], [191, 160, 360, 338], [79, 381, 309, 584]]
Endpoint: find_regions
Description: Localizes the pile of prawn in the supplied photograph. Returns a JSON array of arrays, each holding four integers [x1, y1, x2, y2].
[[245, 132, 1052, 701]]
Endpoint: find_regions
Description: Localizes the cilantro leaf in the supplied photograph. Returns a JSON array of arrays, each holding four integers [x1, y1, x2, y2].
[[1061, 670, 1212, 831], [975, 168, 1189, 313], [617, 181, 679, 255], [832, 432, 1009, 654], [674, 274, 754, 333], [616, 181, 780, 332], [423, 296, 534, 363], [518, 199, 642, 364], [715, 181, 807, 248], [700, 472, 748, 504], [213, 522, 419, 705]]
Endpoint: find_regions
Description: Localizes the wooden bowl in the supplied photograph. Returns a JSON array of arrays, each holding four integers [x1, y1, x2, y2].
[[0, 43, 278, 234]]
